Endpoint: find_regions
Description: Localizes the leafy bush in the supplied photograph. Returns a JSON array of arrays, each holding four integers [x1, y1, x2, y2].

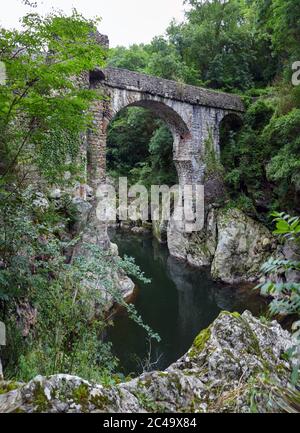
[[0, 187, 158, 383], [258, 212, 300, 382], [220, 97, 300, 217]]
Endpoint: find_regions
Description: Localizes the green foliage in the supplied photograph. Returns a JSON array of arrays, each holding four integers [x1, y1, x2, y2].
[[177, 0, 260, 90], [260, 212, 300, 315], [108, 37, 200, 85], [148, 125, 178, 185], [266, 0, 300, 64], [259, 212, 300, 307], [0, 187, 157, 382], [108, 0, 287, 91], [0, 9, 160, 384], [266, 109, 300, 197], [107, 108, 156, 177], [271, 211, 300, 239], [108, 44, 150, 72], [204, 130, 224, 178], [221, 96, 300, 218], [220, 101, 272, 217], [0, 9, 106, 183], [258, 212, 300, 383]]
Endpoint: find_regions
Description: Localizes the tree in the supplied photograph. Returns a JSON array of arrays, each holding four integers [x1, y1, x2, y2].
[[0, 9, 106, 185], [108, 44, 150, 72], [0, 9, 159, 383]]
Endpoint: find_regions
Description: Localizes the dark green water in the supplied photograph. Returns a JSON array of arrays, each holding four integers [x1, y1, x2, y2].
[[107, 229, 267, 375]]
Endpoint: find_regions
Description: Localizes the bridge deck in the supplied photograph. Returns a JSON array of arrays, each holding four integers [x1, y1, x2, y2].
[[99, 67, 244, 112]]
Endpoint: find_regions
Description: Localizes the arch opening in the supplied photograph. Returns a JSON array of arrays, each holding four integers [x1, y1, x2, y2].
[[106, 105, 179, 189], [126, 100, 191, 140], [219, 113, 243, 164], [219, 113, 243, 148]]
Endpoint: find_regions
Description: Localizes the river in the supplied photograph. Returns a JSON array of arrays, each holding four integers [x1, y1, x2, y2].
[[107, 229, 267, 376]]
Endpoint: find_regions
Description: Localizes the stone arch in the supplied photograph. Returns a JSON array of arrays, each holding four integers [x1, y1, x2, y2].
[[206, 111, 243, 160], [105, 97, 187, 186], [105, 90, 192, 150], [219, 113, 243, 147], [83, 63, 245, 249], [88, 88, 193, 187], [87, 74, 244, 190], [126, 100, 191, 140], [220, 112, 243, 128]]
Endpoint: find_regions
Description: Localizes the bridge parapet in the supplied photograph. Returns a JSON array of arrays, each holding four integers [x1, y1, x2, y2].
[[98, 67, 244, 113]]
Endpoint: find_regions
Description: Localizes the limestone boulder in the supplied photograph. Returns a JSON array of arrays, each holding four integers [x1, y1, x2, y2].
[[167, 208, 217, 267], [152, 219, 168, 243], [72, 196, 92, 234], [167, 219, 189, 261], [211, 208, 276, 284], [281, 240, 300, 283], [186, 208, 218, 267]]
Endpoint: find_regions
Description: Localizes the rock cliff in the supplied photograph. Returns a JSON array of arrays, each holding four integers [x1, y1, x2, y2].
[[168, 207, 277, 284]]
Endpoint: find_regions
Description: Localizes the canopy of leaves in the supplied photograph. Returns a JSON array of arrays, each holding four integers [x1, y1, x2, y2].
[[0, 9, 106, 184]]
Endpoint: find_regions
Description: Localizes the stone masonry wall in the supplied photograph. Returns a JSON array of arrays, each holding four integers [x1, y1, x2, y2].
[[102, 67, 244, 111]]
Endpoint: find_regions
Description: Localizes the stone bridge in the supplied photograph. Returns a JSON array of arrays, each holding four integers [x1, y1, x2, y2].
[[86, 66, 244, 189]]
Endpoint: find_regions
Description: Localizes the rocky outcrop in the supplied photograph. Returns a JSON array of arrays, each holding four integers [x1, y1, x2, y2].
[[168, 209, 217, 267], [70, 188, 135, 310], [72, 196, 93, 234], [74, 240, 135, 315], [279, 239, 300, 283], [16, 301, 37, 338], [211, 208, 276, 284], [0, 311, 296, 413], [186, 208, 218, 267], [167, 219, 190, 261], [168, 207, 276, 284], [152, 219, 168, 243], [167, 208, 217, 267]]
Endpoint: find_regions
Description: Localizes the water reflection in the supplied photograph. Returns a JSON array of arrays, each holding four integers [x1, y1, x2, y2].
[[107, 229, 267, 375]]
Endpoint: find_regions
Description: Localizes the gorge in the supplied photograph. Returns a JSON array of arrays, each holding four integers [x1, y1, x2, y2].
[[0, 0, 299, 415]]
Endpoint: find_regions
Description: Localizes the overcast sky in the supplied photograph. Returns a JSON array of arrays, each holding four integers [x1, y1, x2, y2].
[[0, 0, 188, 47]]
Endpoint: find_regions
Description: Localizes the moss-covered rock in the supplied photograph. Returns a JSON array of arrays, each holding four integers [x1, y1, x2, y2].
[[189, 326, 212, 358], [0, 311, 296, 413], [168, 206, 277, 284]]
